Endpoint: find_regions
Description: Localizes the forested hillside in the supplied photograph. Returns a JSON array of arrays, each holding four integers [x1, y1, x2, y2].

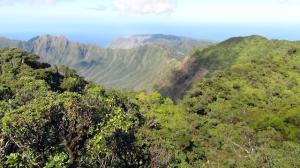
[[160, 35, 300, 99], [0, 48, 151, 167], [181, 37, 300, 166], [0, 35, 211, 92], [1, 35, 300, 167], [140, 36, 300, 167]]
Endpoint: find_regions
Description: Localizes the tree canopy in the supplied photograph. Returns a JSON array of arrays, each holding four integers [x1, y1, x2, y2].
[[0, 48, 148, 167]]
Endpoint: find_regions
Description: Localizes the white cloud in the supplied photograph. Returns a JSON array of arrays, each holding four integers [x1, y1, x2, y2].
[[112, 0, 177, 14], [171, 1, 300, 24]]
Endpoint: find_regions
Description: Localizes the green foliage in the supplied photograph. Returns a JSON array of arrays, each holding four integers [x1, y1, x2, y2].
[[0, 48, 149, 167], [181, 36, 300, 167], [60, 77, 84, 92], [5, 153, 25, 167], [0, 85, 13, 101], [44, 153, 71, 168], [134, 92, 204, 167]]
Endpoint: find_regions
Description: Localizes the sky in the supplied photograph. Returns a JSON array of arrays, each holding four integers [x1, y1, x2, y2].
[[0, 0, 299, 46]]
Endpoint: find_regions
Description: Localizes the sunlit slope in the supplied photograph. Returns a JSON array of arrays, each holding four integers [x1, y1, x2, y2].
[[0, 35, 211, 91], [161, 35, 300, 99]]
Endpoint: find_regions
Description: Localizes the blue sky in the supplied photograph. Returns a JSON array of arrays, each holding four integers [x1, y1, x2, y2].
[[0, 0, 299, 45]]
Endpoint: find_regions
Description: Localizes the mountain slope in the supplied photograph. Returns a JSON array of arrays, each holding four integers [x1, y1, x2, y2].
[[179, 36, 300, 167], [134, 36, 300, 167], [160, 35, 300, 99], [0, 35, 212, 91]]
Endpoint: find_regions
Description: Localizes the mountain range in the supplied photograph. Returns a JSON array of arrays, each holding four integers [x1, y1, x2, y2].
[[1, 34, 300, 167], [0, 34, 213, 92]]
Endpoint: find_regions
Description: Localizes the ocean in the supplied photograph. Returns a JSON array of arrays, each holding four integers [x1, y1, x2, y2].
[[1, 23, 299, 47]]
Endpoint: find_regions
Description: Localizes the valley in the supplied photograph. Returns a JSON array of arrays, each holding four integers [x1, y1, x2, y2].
[[0, 34, 213, 92]]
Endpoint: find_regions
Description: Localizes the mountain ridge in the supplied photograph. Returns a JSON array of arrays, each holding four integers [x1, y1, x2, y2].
[[159, 35, 300, 99], [108, 34, 212, 50], [0, 34, 212, 91]]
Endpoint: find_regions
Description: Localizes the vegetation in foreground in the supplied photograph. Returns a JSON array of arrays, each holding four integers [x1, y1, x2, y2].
[[1, 35, 300, 167]]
